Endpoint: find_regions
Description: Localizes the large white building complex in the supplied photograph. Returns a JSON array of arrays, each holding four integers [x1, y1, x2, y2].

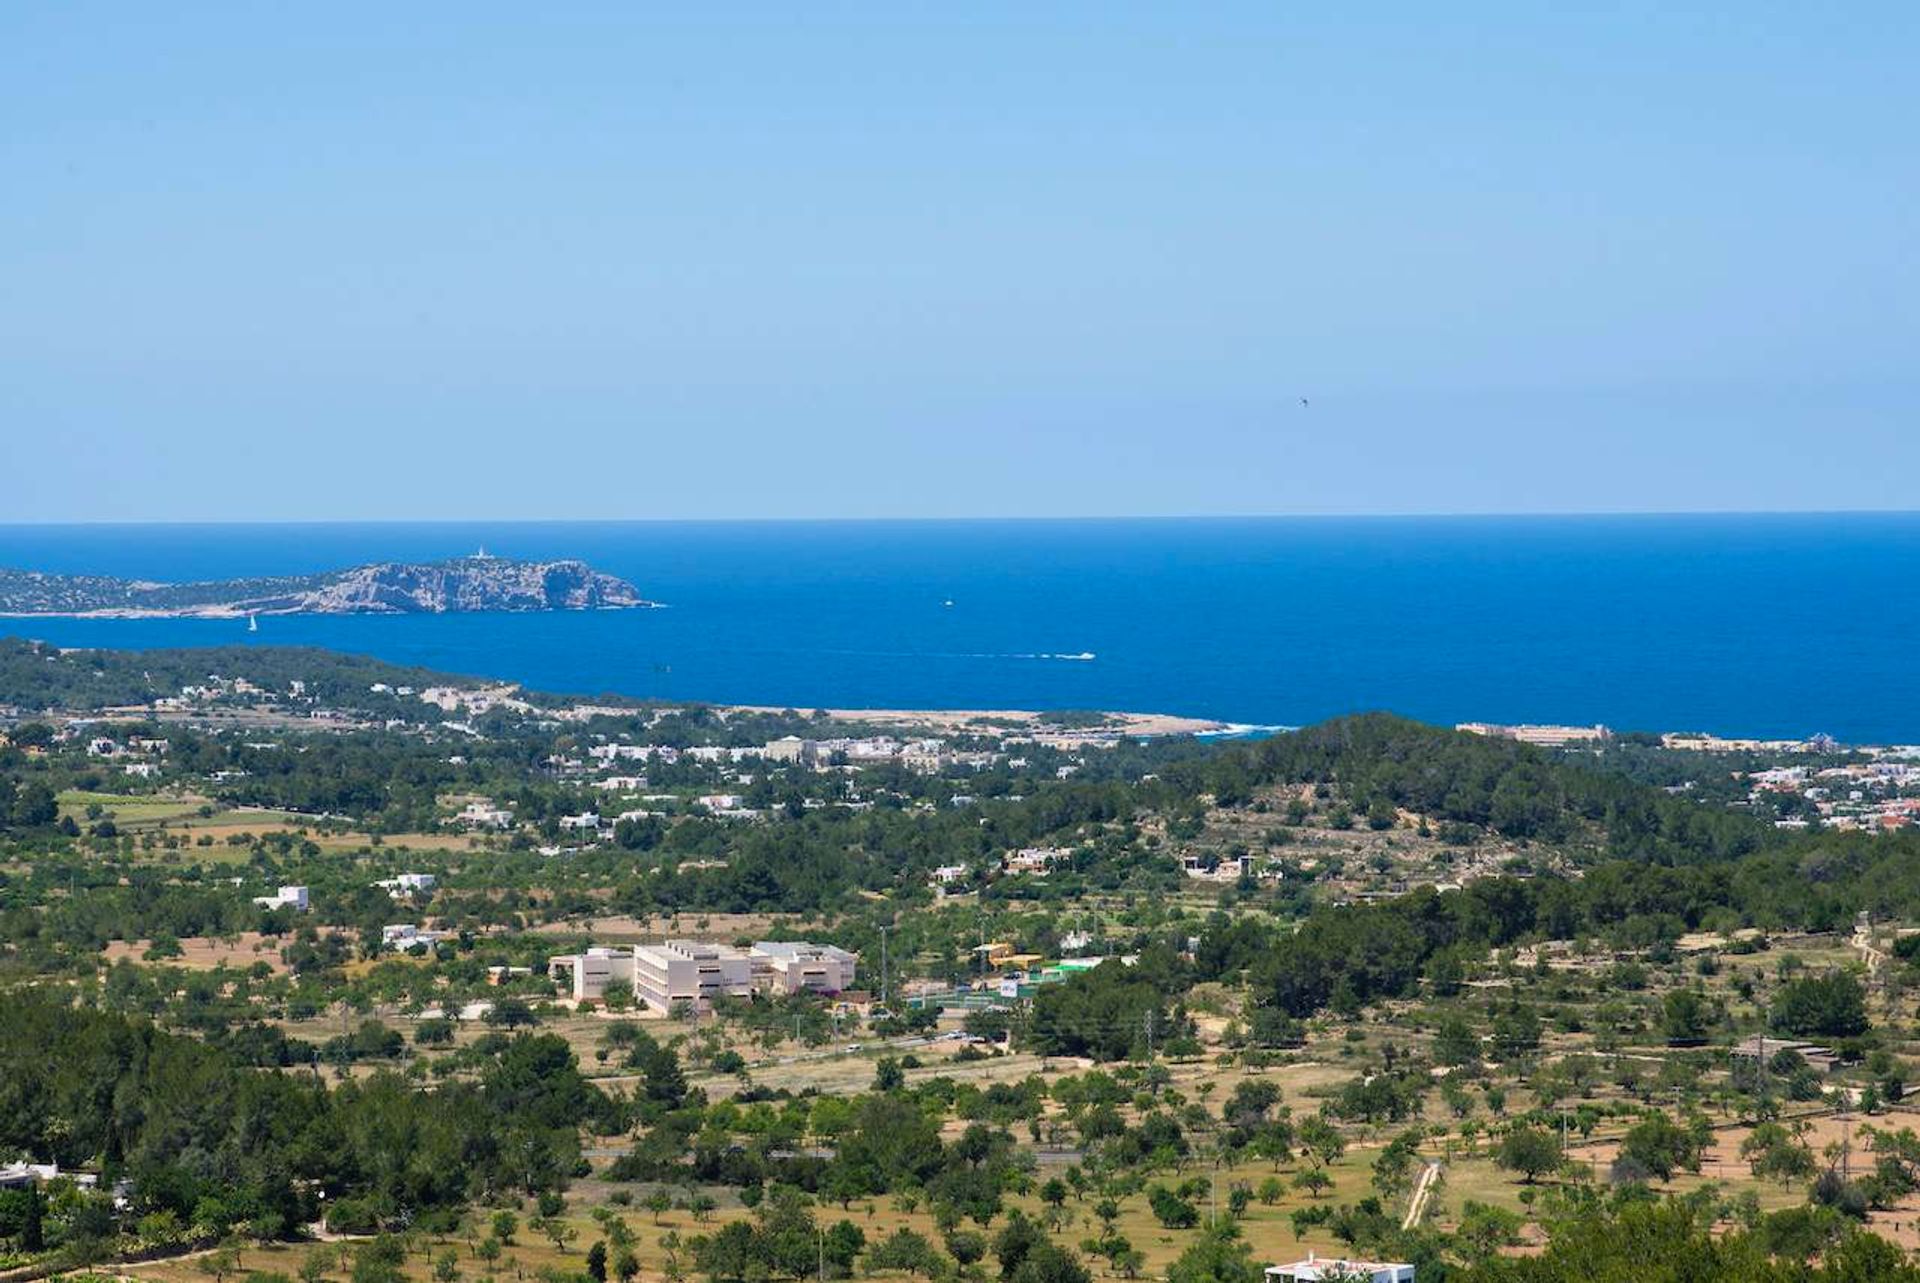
[[548, 939, 857, 1012]]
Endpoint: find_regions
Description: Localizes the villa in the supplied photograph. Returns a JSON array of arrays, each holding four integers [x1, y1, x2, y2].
[[1267, 1259, 1413, 1283]]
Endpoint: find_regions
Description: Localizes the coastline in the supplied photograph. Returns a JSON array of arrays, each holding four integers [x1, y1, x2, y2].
[[727, 704, 1233, 738], [0, 603, 660, 619]]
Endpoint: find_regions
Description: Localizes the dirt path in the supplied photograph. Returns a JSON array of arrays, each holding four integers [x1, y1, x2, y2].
[[1855, 920, 1887, 974], [1403, 1160, 1442, 1229]]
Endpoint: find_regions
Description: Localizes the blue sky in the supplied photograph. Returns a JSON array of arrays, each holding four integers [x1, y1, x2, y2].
[[3, 4, 1914, 521]]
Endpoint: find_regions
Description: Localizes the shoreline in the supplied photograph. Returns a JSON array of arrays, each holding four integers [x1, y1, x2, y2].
[[725, 704, 1235, 738]]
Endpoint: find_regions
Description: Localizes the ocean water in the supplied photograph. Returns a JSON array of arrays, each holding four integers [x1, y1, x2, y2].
[[0, 516, 1915, 743]]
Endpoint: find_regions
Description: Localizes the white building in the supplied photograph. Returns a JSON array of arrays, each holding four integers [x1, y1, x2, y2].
[[1006, 847, 1068, 875], [375, 873, 437, 898], [252, 885, 310, 912], [590, 743, 671, 763], [751, 941, 857, 995], [549, 947, 638, 1003], [1267, 1259, 1413, 1283], [634, 940, 755, 1013], [381, 923, 449, 951], [559, 812, 602, 831], [459, 800, 514, 828], [1455, 722, 1609, 748], [0, 1162, 92, 1191], [548, 938, 854, 1010], [764, 736, 819, 765], [900, 741, 952, 774], [1182, 854, 1267, 882]]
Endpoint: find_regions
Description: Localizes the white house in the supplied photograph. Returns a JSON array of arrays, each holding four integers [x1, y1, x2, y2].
[[1006, 847, 1068, 875], [375, 873, 437, 898], [0, 1162, 95, 1191], [559, 812, 602, 831], [253, 885, 310, 912], [381, 923, 449, 951], [1267, 1259, 1413, 1283], [459, 800, 514, 828], [1182, 854, 1267, 882]]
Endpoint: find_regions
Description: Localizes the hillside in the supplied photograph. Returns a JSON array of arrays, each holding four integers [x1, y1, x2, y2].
[[0, 555, 650, 617], [0, 638, 494, 713]]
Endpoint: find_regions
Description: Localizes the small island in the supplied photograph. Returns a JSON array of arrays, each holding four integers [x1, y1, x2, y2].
[[0, 554, 653, 617]]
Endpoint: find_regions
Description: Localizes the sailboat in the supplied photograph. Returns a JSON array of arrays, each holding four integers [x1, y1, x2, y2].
[[247, 612, 258, 633]]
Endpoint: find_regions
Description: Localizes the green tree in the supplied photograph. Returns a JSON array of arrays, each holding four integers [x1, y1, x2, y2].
[[1619, 1113, 1704, 1183], [200, 1242, 245, 1283], [1495, 1126, 1564, 1184], [868, 1228, 940, 1277], [1771, 973, 1869, 1039], [1165, 1229, 1261, 1283]]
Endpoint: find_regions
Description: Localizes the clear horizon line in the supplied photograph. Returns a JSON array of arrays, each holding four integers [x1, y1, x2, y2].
[[5, 505, 1920, 529]]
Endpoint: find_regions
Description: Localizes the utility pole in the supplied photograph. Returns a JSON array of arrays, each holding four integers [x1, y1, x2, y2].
[[880, 925, 889, 1011]]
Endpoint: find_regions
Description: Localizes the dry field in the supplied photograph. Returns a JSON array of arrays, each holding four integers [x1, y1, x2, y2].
[[102, 931, 299, 974]]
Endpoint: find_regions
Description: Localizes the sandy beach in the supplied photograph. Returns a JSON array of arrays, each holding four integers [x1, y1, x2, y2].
[[726, 704, 1231, 738]]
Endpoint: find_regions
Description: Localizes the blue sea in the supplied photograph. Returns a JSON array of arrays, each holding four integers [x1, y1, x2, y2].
[[0, 516, 1915, 743]]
